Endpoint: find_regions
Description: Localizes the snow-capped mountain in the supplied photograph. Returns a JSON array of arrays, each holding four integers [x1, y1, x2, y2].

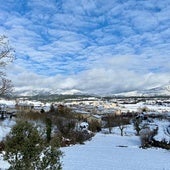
[[114, 85, 170, 97], [13, 88, 83, 96], [13, 84, 170, 97]]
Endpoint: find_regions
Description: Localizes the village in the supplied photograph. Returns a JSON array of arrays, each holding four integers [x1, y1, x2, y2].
[[1, 96, 170, 123]]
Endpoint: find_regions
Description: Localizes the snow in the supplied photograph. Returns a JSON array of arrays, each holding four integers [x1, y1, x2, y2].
[[0, 153, 10, 169], [0, 123, 170, 170], [121, 102, 170, 113], [61, 133, 170, 170], [0, 119, 15, 141], [153, 120, 170, 143], [92, 114, 102, 119], [0, 99, 16, 107], [74, 110, 90, 114]]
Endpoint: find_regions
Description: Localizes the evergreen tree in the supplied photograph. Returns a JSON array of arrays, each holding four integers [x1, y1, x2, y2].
[[46, 117, 52, 142], [3, 121, 62, 170]]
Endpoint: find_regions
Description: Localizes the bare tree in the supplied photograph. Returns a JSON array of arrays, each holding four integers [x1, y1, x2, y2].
[[0, 35, 15, 96], [118, 123, 126, 136], [117, 115, 127, 136], [0, 78, 13, 96], [105, 114, 115, 133]]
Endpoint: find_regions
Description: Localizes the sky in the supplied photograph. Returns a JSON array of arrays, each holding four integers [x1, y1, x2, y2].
[[0, 0, 170, 95]]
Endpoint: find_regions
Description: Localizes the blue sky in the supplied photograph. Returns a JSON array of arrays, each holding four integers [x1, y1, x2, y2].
[[0, 0, 170, 94]]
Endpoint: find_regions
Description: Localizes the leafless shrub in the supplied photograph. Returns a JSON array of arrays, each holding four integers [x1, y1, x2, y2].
[[140, 126, 158, 148]]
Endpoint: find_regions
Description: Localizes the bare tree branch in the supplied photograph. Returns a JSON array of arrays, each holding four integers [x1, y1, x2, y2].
[[0, 78, 13, 96], [0, 35, 15, 96]]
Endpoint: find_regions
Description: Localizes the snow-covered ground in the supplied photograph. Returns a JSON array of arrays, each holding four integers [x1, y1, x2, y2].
[[153, 120, 170, 143], [0, 154, 10, 170], [0, 98, 51, 109], [0, 123, 169, 170], [0, 119, 15, 141], [61, 133, 170, 170], [121, 102, 170, 113], [0, 99, 16, 108]]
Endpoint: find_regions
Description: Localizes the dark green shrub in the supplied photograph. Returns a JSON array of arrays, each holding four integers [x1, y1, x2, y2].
[[3, 121, 62, 170], [45, 118, 52, 142]]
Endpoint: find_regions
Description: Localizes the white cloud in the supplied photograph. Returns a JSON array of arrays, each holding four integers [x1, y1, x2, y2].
[[1, 0, 170, 95], [7, 61, 170, 95]]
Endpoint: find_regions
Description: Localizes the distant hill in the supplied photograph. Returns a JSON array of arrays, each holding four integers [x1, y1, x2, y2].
[[13, 84, 170, 98], [114, 85, 170, 97], [13, 88, 83, 97]]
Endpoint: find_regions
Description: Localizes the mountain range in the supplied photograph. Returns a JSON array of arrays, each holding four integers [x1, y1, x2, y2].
[[114, 85, 170, 97], [13, 84, 170, 97]]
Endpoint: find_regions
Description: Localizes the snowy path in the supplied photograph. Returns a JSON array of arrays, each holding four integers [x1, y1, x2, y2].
[[62, 133, 170, 170]]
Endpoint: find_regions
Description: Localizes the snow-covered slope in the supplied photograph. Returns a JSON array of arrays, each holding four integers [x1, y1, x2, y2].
[[13, 88, 82, 96], [115, 85, 170, 97], [62, 132, 170, 170], [140, 85, 170, 96], [1, 125, 170, 170], [13, 84, 170, 97]]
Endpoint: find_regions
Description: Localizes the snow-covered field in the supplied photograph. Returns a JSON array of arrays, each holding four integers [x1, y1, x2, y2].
[[61, 133, 170, 170], [153, 120, 170, 143], [0, 122, 170, 170], [121, 102, 170, 113]]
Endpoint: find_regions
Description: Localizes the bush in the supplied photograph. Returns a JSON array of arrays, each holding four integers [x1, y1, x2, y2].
[[88, 120, 101, 132], [0, 141, 5, 152], [139, 126, 158, 148], [55, 117, 76, 137], [138, 106, 149, 113], [17, 110, 46, 122], [45, 118, 52, 142], [68, 130, 94, 145], [151, 139, 170, 150]]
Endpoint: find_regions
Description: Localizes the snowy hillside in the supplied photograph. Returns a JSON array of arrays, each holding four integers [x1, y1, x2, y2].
[[13, 88, 83, 96], [62, 132, 170, 170], [115, 84, 170, 97], [13, 84, 170, 97]]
